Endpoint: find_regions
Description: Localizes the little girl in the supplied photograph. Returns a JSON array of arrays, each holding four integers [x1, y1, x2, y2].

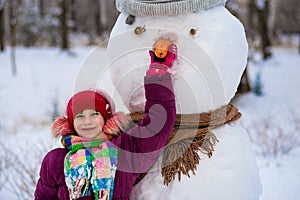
[[35, 43, 177, 200]]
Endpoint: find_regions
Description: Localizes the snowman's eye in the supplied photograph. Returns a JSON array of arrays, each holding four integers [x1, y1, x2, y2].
[[134, 26, 146, 35], [190, 28, 197, 36], [126, 15, 135, 25]]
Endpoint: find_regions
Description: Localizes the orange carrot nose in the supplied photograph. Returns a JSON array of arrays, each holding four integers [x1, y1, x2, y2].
[[154, 39, 171, 59]]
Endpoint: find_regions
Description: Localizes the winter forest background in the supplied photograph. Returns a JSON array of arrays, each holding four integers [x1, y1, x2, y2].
[[0, 0, 300, 199]]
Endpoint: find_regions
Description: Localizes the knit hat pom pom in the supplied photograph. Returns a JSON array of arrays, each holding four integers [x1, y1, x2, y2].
[[52, 116, 74, 138], [103, 112, 132, 136]]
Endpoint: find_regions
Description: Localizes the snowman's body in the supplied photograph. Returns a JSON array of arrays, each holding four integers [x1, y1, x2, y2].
[[107, 4, 262, 200], [130, 124, 260, 200]]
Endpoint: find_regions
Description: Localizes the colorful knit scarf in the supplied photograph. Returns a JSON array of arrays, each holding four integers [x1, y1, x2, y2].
[[62, 134, 118, 200]]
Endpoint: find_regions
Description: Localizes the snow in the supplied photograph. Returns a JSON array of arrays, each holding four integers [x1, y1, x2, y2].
[[0, 46, 300, 200], [235, 48, 300, 200]]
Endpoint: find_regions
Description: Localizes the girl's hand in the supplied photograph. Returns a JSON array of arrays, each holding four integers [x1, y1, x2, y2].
[[146, 44, 177, 76], [162, 44, 177, 68]]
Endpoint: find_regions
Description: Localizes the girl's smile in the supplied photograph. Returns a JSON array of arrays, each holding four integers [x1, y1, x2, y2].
[[73, 109, 105, 138]]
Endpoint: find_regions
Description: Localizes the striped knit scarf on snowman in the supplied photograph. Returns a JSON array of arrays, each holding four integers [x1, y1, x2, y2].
[[62, 134, 118, 200]]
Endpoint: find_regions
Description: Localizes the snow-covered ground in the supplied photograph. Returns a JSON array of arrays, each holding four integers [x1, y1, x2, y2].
[[0, 46, 299, 200], [235, 47, 300, 200]]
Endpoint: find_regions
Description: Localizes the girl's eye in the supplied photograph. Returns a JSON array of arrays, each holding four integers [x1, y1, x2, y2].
[[91, 112, 101, 116], [75, 114, 84, 119]]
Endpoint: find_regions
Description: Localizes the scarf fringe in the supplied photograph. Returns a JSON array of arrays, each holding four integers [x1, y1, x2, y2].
[[161, 131, 218, 186], [131, 104, 241, 186]]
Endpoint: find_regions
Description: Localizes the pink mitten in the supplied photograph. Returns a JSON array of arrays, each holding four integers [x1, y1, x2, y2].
[[146, 44, 177, 76], [162, 44, 177, 68], [146, 50, 168, 76]]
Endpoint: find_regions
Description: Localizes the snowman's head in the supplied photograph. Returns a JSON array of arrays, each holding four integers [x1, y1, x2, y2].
[[107, 2, 248, 114]]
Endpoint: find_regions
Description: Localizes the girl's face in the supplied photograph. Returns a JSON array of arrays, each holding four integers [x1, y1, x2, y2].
[[73, 109, 105, 139]]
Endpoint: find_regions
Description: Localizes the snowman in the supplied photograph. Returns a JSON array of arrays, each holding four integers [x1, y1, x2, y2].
[[106, 0, 262, 199]]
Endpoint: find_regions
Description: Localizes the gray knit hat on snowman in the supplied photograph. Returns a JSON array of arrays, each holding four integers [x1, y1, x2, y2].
[[116, 0, 227, 16]]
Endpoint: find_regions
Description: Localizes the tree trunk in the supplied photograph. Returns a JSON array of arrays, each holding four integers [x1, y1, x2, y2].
[[0, 5, 4, 51], [38, 0, 45, 18], [0, 0, 5, 52], [299, 33, 300, 54], [87, 0, 95, 44], [58, 0, 69, 50], [95, 0, 103, 36], [248, 0, 255, 40], [8, 0, 17, 76], [70, 0, 77, 32], [256, 0, 272, 60], [237, 66, 252, 94]]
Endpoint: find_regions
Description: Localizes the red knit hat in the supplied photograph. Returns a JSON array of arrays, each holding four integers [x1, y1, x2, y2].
[[52, 90, 131, 138], [66, 90, 113, 128]]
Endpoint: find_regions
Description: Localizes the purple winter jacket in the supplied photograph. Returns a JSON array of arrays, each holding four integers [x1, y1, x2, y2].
[[34, 74, 176, 200]]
